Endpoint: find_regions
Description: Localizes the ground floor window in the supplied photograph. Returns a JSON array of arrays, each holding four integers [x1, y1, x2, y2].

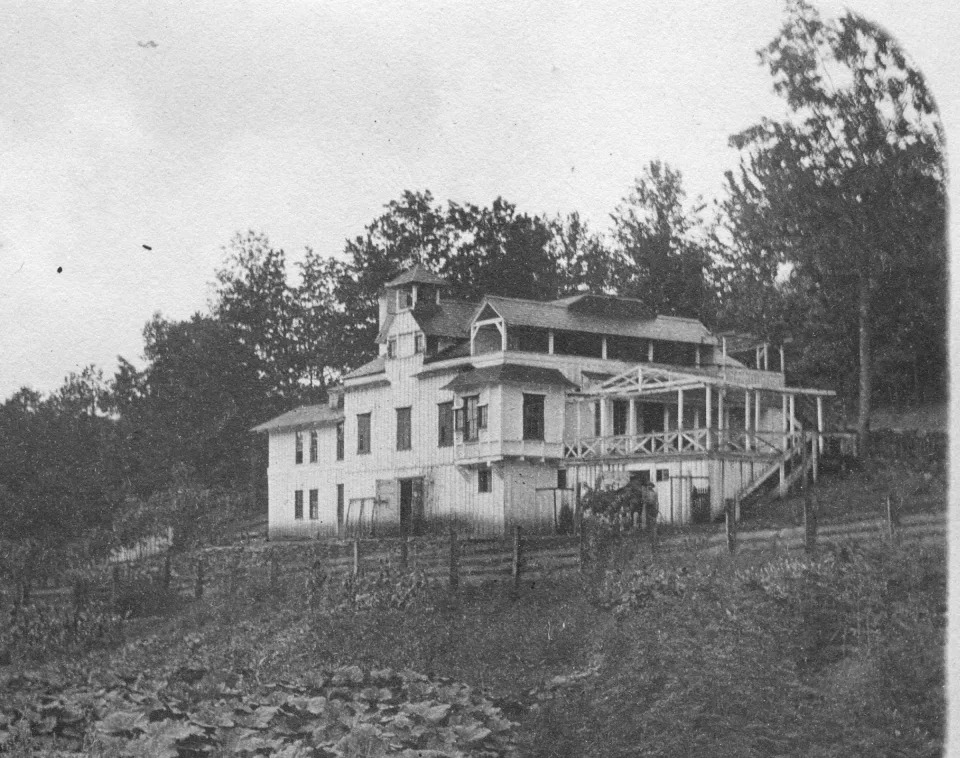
[[557, 468, 567, 489], [337, 484, 344, 529], [478, 468, 492, 493], [294, 490, 304, 520], [309, 489, 318, 519], [656, 468, 670, 482]]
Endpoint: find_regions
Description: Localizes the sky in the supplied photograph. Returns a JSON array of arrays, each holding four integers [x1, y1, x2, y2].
[[1, 0, 957, 401]]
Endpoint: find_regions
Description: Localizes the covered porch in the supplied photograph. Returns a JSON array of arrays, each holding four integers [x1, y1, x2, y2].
[[564, 364, 835, 482]]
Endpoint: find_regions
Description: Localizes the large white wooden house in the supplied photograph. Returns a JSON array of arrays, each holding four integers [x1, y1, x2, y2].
[[253, 266, 834, 539]]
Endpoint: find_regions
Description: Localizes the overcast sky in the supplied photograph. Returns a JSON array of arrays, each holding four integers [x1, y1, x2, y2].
[[1, 0, 957, 401]]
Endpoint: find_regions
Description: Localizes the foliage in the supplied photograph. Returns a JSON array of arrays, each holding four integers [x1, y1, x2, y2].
[[0, 665, 519, 757], [721, 0, 946, 436], [610, 160, 718, 319], [0, 372, 122, 547], [308, 566, 437, 614], [1, 597, 125, 662], [110, 314, 273, 495]]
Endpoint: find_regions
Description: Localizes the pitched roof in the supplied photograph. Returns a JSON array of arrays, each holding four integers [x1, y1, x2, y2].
[[479, 296, 718, 344], [251, 405, 343, 433], [412, 299, 475, 339], [384, 265, 449, 288], [440, 363, 578, 393], [343, 355, 386, 380], [422, 340, 472, 364]]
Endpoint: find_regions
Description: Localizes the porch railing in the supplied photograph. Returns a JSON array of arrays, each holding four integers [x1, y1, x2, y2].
[[563, 429, 805, 461]]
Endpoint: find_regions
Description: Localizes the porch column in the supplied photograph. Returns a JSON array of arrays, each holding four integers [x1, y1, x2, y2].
[[718, 388, 725, 451], [744, 390, 751, 452], [599, 398, 609, 438], [779, 393, 788, 496], [548, 330, 555, 355], [677, 389, 684, 454], [754, 390, 761, 436], [780, 345, 785, 373], [789, 394, 796, 437], [756, 345, 761, 369], [764, 343, 769, 371], [576, 400, 582, 450], [662, 404, 669, 432], [705, 385, 713, 451], [647, 341, 654, 362], [601, 336, 608, 360], [628, 398, 637, 438], [816, 396, 824, 456]]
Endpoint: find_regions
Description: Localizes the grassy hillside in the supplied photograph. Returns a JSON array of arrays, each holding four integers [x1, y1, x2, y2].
[[1, 529, 945, 757]]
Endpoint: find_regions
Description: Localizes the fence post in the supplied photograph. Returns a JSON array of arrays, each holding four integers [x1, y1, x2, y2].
[[352, 538, 361, 576], [886, 494, 900, 542], [448, 528, 459, 592], [803, 481, 817, 553], [578, 517, 588, 572], [725, 499, 737, 554], [194, 557, 205, 599], [511, 526, 523, 593]]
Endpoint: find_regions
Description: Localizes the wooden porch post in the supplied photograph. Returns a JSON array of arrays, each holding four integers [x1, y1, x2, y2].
[[717, 388, 725, 450], [628, 398, 637, 438], [816, 396, 824, 456], [677, 388, 684, 436], [744, 390, 751, 452], [705, 385, 713, 451], [789, 395, 796, 438], [754, 390, 761, 438], [599, 398, 608, 438], [576, 399, 582, 450], [548, 329, 555, 355], [779, 393, 788, 497]]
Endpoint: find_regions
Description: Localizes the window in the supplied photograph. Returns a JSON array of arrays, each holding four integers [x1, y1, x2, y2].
[[594, 402, 602, 437], [613, 400, 629, 436], [357, 413, 371, 455], [459, 395, 483, 441], [337, 484, 344, 529], [309, 489, 319, 519], [295, 432, 304, 464], [396, 407, 412, 451], [309, 431, 318, 463], [522, 394, 545, 440], [478, 468, 492, 493], [336, 422, 344, 460], [294, 490, 304, 520], [557, 469, 567, 489], [397, 288, 413, 310], [414, 333, 425, 354], [437, 402, 454, 447], [656, 468, 670, 482], [387, 338, 397, 358]]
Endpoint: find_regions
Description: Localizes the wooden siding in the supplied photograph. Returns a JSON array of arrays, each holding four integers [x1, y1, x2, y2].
[[264, 305, 807, 537]]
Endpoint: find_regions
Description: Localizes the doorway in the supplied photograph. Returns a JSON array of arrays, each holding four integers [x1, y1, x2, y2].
[[399, 477, 424, 536]]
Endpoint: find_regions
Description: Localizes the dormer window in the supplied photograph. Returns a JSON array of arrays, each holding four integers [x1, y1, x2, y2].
[[414, 333, 425, 354], [387, 338, 397, 358], [397, 287, 414, 310]]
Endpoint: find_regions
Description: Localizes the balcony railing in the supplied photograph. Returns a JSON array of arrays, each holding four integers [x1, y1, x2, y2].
[[563, 429, 805, 461], [454, 437, 565, 464]]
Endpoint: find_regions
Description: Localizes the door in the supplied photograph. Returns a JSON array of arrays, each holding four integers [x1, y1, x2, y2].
[[399, 477, 424, 536]]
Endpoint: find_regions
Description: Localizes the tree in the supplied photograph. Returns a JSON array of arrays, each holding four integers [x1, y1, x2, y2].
[[213, 231, 301, 400], [111, 314, 272, 494], [725, 0, 945, 451], [549, 212, 617, 296], [610, 161, 717, 319], [0, 374, 121, 547]]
